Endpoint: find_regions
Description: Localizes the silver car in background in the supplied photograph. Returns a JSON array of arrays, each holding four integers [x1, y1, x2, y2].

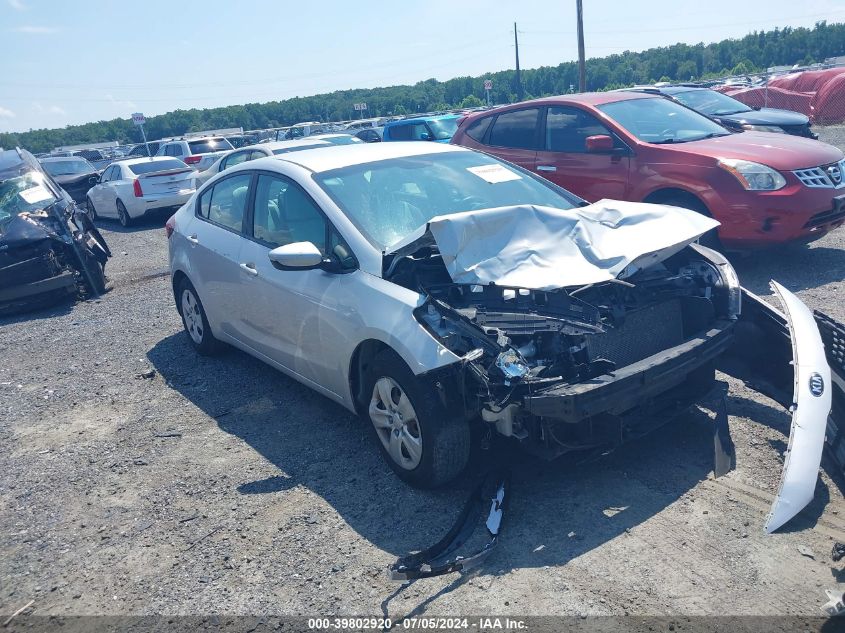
[[166, 143, 844, 535]]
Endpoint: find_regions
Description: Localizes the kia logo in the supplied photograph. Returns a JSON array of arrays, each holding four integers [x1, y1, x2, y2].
[[809, 372, 825, 397]]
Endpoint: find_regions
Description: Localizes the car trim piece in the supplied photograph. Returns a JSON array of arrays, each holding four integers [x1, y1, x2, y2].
[[764, 281, 832, 533]]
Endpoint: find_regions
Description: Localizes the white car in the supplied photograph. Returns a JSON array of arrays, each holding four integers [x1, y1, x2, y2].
[[86, 157, 196, 227], [307, 133, 364, 145], [155, 137, 234, 171], [194, 139, 333, 186], [167, 143, 843, 540]]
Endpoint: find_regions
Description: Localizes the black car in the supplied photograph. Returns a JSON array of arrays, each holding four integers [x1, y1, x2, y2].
[[0, 149, 111, 315], [39, 156, 100, 205], [626, 86, 817, 138]]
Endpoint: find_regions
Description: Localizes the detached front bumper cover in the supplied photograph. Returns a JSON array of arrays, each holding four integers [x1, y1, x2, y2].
[[389, 471, 509, 581], [764, 282, 832, 533]]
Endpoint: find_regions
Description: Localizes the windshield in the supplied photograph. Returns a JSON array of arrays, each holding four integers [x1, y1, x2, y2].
[[598, 97, 730, 144], [128, 159, 189, 175], [0, 172, 59, 228], [188, 138, 234, 154], [321, 135, 363, 145], [428, 118, 460, 140], [41, 158, 94, 176], [671, 89, 752, 116], [314, 151, 581, 249], [272, 144, 328, 155]]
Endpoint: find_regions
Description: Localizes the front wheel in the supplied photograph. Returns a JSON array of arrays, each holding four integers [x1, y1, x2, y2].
[[117, 200, 132, 228], [364, 350, 470, 488], [663, 196, 723, 251]]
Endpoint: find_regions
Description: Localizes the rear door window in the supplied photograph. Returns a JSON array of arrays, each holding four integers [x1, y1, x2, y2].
[[203, 173, 252, 232], [489, 108, 540, 149]]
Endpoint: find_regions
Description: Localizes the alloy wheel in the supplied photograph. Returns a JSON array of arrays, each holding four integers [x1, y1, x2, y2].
[[181, 288, 204, 344], [369, 377, 423, 470]]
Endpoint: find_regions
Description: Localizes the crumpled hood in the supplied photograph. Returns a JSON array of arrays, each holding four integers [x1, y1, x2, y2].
[[387, 200, 719, 291]]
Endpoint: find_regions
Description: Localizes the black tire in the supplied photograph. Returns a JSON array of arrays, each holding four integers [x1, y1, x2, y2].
[[86, 196, 98, 221], [363, 349, 470, 488], [177, 277, 221, 355], [663, 195, 723, 251], [117, 200, 132, 227]]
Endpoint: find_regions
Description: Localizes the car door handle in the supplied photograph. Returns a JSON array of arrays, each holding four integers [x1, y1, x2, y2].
[[536, 165, 557, 172], [186, 234, 199, 245], [239, 262, 258, 276]]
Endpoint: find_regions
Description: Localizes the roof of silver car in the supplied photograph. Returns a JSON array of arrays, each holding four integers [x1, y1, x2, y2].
[[267, 141, 466, 173]]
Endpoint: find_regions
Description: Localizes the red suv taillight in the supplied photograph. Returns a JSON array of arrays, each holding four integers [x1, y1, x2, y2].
[[184, 155, 202, 165], [165, 214, 176, 239], [133, 179, 143, 197]]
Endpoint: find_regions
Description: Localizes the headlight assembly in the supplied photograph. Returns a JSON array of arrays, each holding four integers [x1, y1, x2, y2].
[[718, 158, 786, 191]]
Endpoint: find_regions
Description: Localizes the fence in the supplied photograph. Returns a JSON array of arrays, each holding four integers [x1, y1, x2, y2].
[[705, 65, 845, 127]]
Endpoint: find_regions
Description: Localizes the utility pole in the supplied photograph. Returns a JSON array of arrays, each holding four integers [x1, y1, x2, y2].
[[576, 0, 586, 92], [514, 22, 524, 101]]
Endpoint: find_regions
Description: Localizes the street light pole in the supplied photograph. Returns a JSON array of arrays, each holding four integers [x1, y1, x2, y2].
[[576, 0, 586, 92], [514, 22, 524, 101]]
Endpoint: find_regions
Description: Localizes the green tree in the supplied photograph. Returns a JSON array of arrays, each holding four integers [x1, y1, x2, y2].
[[459, 95, 483, 108]]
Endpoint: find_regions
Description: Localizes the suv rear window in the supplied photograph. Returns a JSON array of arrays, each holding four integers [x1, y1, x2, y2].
[[489, 108, 540, 149], [128, 159, 188, 175], [188, 138, 234, 154]]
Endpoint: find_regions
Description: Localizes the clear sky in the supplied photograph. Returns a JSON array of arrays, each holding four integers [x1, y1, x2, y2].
[[1, 0, 844, 132]]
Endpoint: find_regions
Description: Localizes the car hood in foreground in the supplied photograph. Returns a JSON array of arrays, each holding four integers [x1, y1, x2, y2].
[[386, 200, 719, 291]]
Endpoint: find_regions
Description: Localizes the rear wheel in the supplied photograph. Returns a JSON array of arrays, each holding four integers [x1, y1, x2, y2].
[[364, 349, 470, 488], [177, 278, 220, 355], [116, 200, 132, 228]]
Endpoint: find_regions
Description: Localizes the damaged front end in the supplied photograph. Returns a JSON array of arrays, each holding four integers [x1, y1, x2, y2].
[[384, 201, 845, 578], [0, 148, 111, 315], [393, 241, 740, 462]]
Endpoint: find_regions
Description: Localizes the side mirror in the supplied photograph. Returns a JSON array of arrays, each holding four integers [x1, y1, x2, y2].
[[89, 175, 99, 185], [585, 135, 615, 153], [419, 132, 433, 141], [268, 241, 324, 271]]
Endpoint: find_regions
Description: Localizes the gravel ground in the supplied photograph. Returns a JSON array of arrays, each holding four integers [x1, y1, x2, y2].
[[3, 176, 845, 622]]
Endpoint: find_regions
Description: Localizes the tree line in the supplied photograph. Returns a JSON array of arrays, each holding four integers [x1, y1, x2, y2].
[[3, 21, 843, 154]]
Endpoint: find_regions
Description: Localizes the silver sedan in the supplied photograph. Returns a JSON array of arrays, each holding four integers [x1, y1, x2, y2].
[[167, 140, 843, 536]]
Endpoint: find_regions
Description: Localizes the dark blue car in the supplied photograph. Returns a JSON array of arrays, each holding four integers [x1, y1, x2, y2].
[[626, 86, 817, 138], [382, 114, 462, 143]]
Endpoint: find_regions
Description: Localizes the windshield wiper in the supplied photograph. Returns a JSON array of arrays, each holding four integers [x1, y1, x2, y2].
[[690, 132, 731, 141], [651, 138, 680, 144]]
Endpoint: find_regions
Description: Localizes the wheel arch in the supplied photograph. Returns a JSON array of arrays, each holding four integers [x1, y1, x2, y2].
[[643, 187, 712, 216], [348, 339, 392, 416], [171, 269, 189, 315]]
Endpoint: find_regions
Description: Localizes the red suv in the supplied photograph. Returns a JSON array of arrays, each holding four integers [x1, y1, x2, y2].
[[451, 92, 845, 248]]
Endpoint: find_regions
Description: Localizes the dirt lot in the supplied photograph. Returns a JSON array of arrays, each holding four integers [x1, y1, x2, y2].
[[3, 170, 845, 621]]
